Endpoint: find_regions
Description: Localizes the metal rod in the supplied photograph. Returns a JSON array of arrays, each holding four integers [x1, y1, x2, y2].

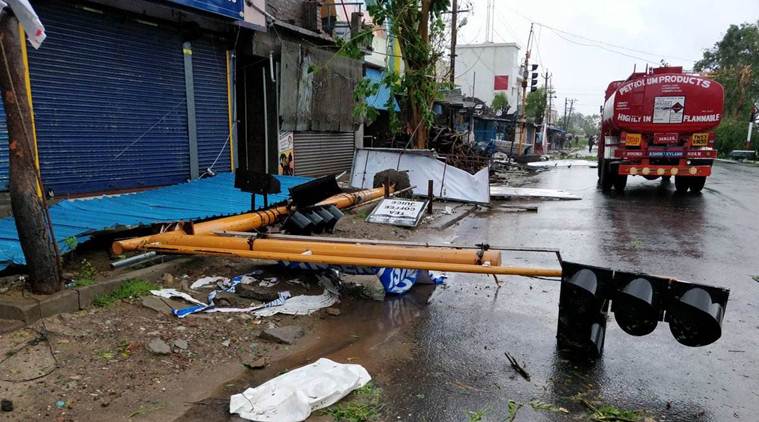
[[262, 68, 269, 173], [427, 180, 434, 214], [110, 251, 159, 268], [213, 232, 560, 254], [144, 244, 563, 277]]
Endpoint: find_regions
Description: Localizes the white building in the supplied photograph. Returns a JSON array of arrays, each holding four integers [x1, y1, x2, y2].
[[454, 42, 521, 113]]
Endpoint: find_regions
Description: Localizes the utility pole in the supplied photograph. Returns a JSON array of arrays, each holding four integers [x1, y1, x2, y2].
[[562, 98, 568, 130], [541, 71, 550, 151], [516, 23, 534, 156], [0, 12, 62, 294], [449, 0, 457, 85], [567, 99, 576, 132]]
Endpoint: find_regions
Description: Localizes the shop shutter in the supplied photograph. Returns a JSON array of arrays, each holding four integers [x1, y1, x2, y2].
[[27, 1, 189, 195], [191, 36, 231, 175], [292, 132, 355, 177], [0, 101, 8, 190]]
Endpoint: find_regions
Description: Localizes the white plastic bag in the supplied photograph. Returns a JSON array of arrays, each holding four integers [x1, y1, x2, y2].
[[229, 358, 371, 421]]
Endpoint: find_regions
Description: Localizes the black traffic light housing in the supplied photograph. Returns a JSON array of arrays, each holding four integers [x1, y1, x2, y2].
[[530, 64, 539, 92], [558, 261, 729, 359]]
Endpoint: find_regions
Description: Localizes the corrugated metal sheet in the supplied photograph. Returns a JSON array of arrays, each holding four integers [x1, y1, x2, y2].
[[192, 36, 232, 175], [0, 173, 310, 269], [27, 1, 189, 195], [0, 101, 8, 190], [280, 41, 361, 132], [293, 132, 355, 176]]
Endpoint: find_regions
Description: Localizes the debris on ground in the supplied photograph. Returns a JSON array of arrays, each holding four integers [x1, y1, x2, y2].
[[326, 307, 341, 316], [505, 400, 523, 422], [259, 326, 305, 345], [529, 399, 569, 414], [253, 290, 339, 317], [527, 159, 597, 168], [504, 352, 531, 381], [229, 358, 371, 421], [172, 339, 188, 350], [1, 399, 13, 412], [242, 357, 269, 370], [146, 338, 171, 355], [490, 186, 581, 200]]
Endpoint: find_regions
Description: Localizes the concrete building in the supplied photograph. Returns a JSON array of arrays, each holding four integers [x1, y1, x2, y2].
[[454, 42, 521, 114]]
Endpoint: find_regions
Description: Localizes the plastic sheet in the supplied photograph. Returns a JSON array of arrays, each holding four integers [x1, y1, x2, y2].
[[229, 358, 371, 422]]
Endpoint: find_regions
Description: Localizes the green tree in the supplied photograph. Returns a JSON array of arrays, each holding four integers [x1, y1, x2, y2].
[[695, 21, 759, 152], [491, 92, 509, 112], [525, 88, 546, 123], [368, 0, 450, 149]]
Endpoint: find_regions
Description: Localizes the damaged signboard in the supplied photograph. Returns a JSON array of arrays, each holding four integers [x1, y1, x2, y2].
[[366, 198, 428, 227], [351, 148, 490, 203]]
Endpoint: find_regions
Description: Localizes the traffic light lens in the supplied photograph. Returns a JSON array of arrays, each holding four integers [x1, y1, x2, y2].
[[669, 287, 724, 347], [614, 278, 658, 336]]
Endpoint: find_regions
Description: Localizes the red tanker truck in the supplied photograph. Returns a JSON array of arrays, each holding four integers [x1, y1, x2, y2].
[[599, 66, 724, 193]]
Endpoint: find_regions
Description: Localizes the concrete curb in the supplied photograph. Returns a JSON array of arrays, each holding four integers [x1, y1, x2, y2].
[[429, 205, 478, 231], [0, 257, 194, 325]]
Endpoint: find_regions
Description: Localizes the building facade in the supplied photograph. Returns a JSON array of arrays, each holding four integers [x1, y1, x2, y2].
[[0, 0, 366, 198], [454, 42, 521, 114]]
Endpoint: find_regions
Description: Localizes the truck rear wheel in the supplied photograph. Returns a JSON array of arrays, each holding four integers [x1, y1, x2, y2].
[[600, 160, 613, 192], [613, 175, 627, 192], [690, 176, 706, 193], [674, 176, 690, 193]]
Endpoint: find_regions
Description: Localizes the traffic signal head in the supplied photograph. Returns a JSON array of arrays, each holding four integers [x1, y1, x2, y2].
[[667, 285, 727, 347], [557, 263, 612, 358], [612, 276, 662, 336], [557, 261, 730, 359]]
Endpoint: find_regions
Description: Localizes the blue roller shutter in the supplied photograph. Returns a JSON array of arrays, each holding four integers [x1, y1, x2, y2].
[[27, 1, 189, 195], [0, 101, 8, 190], [192, 36, 231, 175]]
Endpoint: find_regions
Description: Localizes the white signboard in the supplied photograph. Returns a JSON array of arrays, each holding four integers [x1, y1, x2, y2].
[[653, 96, 685, 124], [367, 198, 428, 227]]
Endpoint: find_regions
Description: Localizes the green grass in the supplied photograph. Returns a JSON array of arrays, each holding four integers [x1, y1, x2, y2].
[[466, 408, 488, 422], [73, 258, 97, 287], [94, 279, 158, 307], [322, 383, 382, 422], [505, 401, 522, 422], [590, 404, 641, 421]]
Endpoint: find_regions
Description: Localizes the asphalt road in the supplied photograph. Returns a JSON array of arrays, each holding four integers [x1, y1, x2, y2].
[[380, 161, 759, 421]]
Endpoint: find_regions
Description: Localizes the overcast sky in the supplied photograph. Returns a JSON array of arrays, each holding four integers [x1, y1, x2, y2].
[[455, 0, 759, 115]]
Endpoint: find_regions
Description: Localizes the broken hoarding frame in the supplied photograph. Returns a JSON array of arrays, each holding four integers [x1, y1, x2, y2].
[[350, 148, 490, 203]]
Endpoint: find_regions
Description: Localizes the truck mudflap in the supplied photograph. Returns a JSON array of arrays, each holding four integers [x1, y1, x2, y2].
[[617, 165, 712, 177]]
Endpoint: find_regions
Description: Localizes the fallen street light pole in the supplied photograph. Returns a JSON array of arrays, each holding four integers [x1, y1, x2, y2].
[[138, 242, 563, 277], [112, 186, 391, 255]]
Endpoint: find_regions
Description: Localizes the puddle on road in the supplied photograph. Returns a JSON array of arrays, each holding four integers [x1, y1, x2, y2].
[[179, 285, 436, 420]]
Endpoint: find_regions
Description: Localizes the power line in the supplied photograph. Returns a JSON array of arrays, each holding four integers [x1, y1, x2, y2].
[[493, 3, 698, 64]]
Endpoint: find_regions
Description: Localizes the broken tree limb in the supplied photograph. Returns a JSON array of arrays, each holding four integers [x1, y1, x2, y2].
[[0, 14, 62, 294], [505, 352, 531, 381]]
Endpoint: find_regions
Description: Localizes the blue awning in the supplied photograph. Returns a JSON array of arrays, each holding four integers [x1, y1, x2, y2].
[[0, 173, 311, 270], [365, 68, 400, 112]]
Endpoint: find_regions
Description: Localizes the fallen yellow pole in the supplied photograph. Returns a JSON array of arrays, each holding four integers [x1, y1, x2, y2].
[[132, 233, 502, 266], [142, 244, 563, 277], [112, 186, 389, 255]]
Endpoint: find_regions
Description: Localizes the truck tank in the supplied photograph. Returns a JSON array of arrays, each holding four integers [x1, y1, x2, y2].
[[602, 67, 724, 134]]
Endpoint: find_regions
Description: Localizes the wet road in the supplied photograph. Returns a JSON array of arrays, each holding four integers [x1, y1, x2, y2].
[[381, 162, 759, 421]]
